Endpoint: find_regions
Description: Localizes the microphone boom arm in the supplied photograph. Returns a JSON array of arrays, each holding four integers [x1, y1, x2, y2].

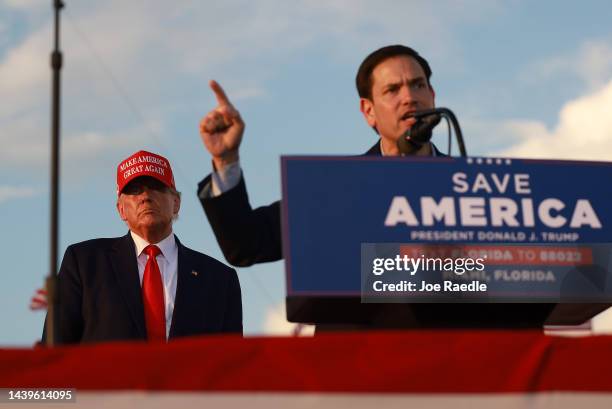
[[408, 107, 467, 157]]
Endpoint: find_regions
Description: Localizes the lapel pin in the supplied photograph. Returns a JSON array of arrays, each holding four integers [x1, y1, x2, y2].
[[191, 270, 199, 277]]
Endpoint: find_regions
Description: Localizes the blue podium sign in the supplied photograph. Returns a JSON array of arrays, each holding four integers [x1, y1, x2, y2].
[[281, 156, 612, 302]]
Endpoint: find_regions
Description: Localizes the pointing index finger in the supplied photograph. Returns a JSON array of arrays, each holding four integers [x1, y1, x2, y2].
[[209, 80, 232, 107]]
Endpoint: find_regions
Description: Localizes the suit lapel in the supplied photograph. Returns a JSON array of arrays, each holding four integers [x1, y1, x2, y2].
[[170, 238, 195, 337], [170, 238, 217, 338], [365, 140, 382, 156], [110, 233, 147, 338], [432, 143, 448, 157]]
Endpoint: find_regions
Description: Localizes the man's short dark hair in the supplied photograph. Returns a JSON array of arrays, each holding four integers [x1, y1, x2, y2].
[[356, 45, 433, 100]]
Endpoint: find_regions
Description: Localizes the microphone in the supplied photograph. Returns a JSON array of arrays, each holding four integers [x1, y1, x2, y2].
[[397, 107, 467, 157], [400, 112, 441, 149]]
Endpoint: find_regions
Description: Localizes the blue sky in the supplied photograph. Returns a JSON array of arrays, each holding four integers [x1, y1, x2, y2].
[[1, 0, 611, 345]]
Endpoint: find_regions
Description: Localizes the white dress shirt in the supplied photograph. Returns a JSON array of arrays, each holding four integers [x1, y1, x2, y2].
[[379, 140, 437, 157], [209, 160, 242, 197], [130, 230, 178, 339]]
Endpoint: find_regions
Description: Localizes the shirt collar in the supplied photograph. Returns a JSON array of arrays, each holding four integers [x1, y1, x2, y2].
[[380, 140, 436, 157], [130, 230, 177, 264]]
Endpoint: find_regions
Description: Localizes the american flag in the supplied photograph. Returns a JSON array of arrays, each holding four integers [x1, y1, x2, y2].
[[29, 288, 48, 310]]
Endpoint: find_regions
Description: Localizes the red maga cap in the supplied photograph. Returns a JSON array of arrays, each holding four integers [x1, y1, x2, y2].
[[116, 150, 175, 195]]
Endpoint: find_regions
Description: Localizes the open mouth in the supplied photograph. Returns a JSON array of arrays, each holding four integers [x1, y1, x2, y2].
[[399, 112, 417, 129], [400, 110, 418, 121]]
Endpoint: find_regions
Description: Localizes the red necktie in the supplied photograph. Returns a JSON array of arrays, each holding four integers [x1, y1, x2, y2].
[[142, 245, 166, 341]]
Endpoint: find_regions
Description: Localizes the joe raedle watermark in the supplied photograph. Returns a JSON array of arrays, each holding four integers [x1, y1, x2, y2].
[[361, 243, 491, 303], [363, 251, 488, 302], [361, 243, 612, 303]]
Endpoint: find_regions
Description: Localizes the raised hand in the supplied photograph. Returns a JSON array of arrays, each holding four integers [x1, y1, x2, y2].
[[199, 80, 245, 169]]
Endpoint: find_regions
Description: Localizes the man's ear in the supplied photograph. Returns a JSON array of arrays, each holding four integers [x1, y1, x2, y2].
[[173, 194, 181, 217], [116, 197, 127, 221], [430, 84, 436, 102], [360, 98, 377, 128]]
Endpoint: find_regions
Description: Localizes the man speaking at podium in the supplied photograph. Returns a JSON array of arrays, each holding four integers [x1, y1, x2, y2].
[[44, 150, 242, 344], [198, 45, 443, 267]]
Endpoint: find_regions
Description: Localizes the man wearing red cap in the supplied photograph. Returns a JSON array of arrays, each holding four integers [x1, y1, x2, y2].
[[44, 150, 242, 344]]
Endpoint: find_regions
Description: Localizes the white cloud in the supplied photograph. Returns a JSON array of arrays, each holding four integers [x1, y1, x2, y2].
[[577, 41, 612, 90], [2, 0, 47, 11], [495, 79, 612, 160], [0, 0, 503, 180], [526, 39, 612, 91], [592, 307, 612, 334], [0, 118, 154, 168], [263, 302, 314, 336], [0, 25, 48, 110], [1, 0, 503, 108], [0, 185, 38, 204]]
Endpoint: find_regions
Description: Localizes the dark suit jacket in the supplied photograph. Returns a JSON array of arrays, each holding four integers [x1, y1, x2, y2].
[[198, 140, 444, 267], [44, 233, 242, 344]]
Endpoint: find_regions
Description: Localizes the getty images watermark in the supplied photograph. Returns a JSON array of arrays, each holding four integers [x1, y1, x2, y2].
[[360, 244, 491, 302], [370, 254, 488, 293], [361, 243, 612, 303]]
